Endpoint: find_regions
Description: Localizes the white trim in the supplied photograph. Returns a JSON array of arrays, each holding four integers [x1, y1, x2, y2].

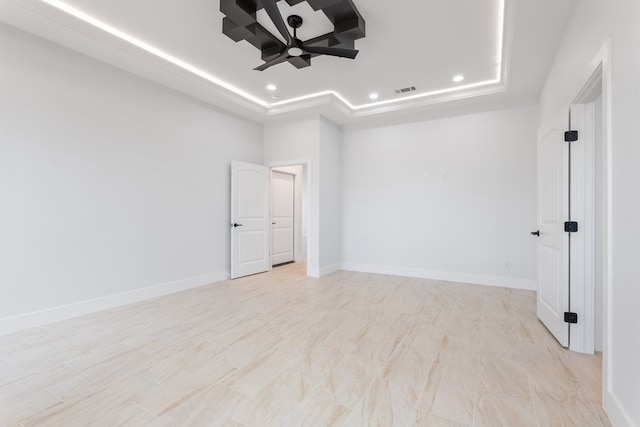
[[0, 271, 229, 336], [569, 38, 615, 416], [266, 81, 507, 119], [0, 0, 267, 120], [499, 0, 516, 89], [308, 264, 340, 278], [574, 65, 603, 104], [340, 263, 536, 290], [349, 83, 506, 118], [318, 264, 341, 277], [603, 392, 635, 427]]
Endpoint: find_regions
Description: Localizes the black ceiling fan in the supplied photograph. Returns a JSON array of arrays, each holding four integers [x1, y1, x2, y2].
[[255, 0, 359, 71]]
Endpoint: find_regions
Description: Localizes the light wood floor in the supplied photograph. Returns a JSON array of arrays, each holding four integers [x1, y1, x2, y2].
[[1, 263, 611, 426]]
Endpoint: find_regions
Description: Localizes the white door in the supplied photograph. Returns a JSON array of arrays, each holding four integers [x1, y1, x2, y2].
[[271, 171, 295, 265], [231, 161, 270, 279], [567, 103, 596, 354], [536, 107, 570, 347]]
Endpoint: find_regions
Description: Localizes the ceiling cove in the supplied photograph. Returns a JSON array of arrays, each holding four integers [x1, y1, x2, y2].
[[0, 0, 511, 120]]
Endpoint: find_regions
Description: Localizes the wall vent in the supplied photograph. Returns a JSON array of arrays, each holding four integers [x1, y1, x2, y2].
[[395, 86, 417, 94]]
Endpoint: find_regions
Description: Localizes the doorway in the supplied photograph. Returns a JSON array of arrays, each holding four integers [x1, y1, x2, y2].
[[536, 40, 612, 417], [271, 170, 295, 266], [571, 42, 613, 418], [535, 52, 609, 356], [535, 101, 603, 354], [271, 165, 307, 267], [574, 86, 605, 355], [230, 160, 311, 278]]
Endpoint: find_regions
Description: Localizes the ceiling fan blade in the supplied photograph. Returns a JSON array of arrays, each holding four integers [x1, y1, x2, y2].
[[261, 0, 292, 44], [254, 51, 289, 71], [302, 45, 359, 59]]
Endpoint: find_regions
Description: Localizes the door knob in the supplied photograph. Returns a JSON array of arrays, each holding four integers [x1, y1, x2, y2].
[[531, 230, 540, 236], [232, 223, 243, 228]]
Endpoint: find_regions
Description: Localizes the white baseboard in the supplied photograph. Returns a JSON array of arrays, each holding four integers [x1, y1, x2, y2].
[[0, 271, 229, 336], [307, 263, 340, 278], [318, 263, 340, 277], [604, 390, 636, 427], [339, 263, 536, 291]]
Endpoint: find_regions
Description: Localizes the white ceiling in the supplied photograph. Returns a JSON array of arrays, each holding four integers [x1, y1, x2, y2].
[[0, 0, 576, 123]]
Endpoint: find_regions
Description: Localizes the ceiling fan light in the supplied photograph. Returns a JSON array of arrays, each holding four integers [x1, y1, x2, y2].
[[288, 47, 304, 57]]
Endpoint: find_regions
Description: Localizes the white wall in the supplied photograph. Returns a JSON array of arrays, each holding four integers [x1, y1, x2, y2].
[[341, 105, 538, 289], [263, 117, 320, 275], [0, 24, 263, 332], [263, 116, 342, 277], [318, 118, 342, 273], [539, 1, 640, 425]]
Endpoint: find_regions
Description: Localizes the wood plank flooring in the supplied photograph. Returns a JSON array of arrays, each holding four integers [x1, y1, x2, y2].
[[0, 263, 611, 426]]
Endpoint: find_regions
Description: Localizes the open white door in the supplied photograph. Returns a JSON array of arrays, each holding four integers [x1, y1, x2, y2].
[[271, 171, 295, 266], [536, 107, 570, 347], [231, 161, 270, 279], [567, 103, 596, 354]]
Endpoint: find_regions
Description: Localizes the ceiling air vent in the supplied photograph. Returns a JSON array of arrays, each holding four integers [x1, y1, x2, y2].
[[395, 86, 417, 94]]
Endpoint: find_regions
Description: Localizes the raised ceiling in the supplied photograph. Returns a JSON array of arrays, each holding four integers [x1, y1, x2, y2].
[[0, 0, 576, 123]]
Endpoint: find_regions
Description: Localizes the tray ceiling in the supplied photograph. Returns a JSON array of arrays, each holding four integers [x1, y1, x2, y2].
[[0, 0, 576, 123]]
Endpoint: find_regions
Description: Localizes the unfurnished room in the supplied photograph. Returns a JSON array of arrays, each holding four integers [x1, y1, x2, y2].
[[0, 0, 639, 426]]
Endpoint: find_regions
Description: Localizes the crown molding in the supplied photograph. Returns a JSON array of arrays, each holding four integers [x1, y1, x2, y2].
[[0, 0, 269, 119], [0, 0, 513, 124]]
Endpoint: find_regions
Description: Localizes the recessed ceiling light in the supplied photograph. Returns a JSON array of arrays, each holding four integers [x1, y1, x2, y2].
[[369, 93, 379, 100], [453, 75, 465, 83], [271, 95, 280, 100], [266, 84, 277, 91]]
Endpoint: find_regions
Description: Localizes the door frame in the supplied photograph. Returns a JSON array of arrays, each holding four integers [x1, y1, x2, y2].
[[265, 159, 314, 278], [570, 39, 613, 409], [270, 169, 296, 266]]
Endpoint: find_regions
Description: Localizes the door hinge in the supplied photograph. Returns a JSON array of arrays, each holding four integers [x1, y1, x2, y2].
[[564, 221, 578, 233], [564, 312, 578, 324], [564, 130, 579, 142]]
